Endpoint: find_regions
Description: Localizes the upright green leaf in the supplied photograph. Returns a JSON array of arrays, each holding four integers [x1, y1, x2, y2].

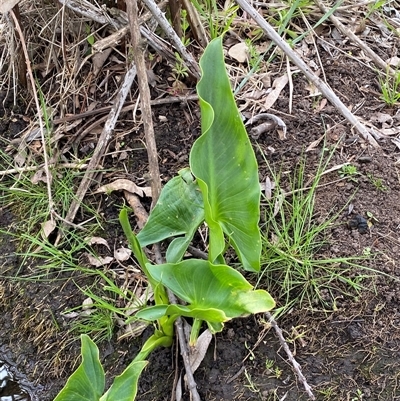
[[190, 36, 262, 271], [120, 208, 169, 305], [120, 208, 149, 271], [54, 335, 105, 401], [137, 169, 204, 262], [100, 361, 147, 401]]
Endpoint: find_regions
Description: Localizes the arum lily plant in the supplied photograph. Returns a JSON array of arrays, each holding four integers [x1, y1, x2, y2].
[[55, 36, 275, 401]]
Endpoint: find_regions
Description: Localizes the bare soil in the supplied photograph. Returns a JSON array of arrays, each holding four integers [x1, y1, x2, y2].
[[1, 3, 400, 401]]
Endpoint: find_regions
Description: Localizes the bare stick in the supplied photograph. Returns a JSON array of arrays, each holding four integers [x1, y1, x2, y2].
[[55, 62, 137, 244], [0, 162, 88, 177], [181, 0, 208, 48], [126, 0, 162, 206], [140, 0, 201, 79], [10, 10, 54, 217], [266, 312, 316, 400], [234, 0, 379, 147], [168, 0, 183, 38], [175, 316, 201, 401], [52, 94, 199, 125], [58, 0, 109, 24], [166, 288, 201, 401], [122, 191, 201, 401], [109, 35, 194, 401], [314, 0, 396, 76]]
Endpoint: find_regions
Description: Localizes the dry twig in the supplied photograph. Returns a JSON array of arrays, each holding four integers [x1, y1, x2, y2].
[[234, 0, 380, 147], [314, 0, 396, 76], [175, 316, 202, 401], [0, 162, 88, 177], [126, 0, 162, 206], [140, 0, 201, 79], [266, 312, 316, 400], [10, 9, 54, 216], [55, 62, 138, 244], [52, 94, 199, 125], [181, 0, 208, 48]]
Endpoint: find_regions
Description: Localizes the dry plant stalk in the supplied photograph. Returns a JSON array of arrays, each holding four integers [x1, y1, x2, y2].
[[10, 9, 54, 216], [266, 312, 316, 400], [140, 0, 201, 78], [56, 63, 138, 244], [181, 0, 208, 48], [235, 0, 380, 147], [314, 0, 396, 76], [126, 1, 200, 400], [126, 0, 162, 205]]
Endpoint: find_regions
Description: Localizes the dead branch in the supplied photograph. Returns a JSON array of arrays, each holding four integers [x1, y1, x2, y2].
[[76, 0, 166, 52], [168, 0, 183, 39], [10, 9, 54, 216], [234, 0, 380, 147], [126, 2, 200, 397], [126, 0, 162, 206], [140, 0, 201, 79], [314, 0, 396, 76], [181, 0, 208, 48], [55, 62, 138, 245], [175, 316, 202, 401], [0, 162, 88, 177], [52, 94, 199, 125], [165, 287, 201, 401], [266, 312, 316, 400], [58, 0, 109, 24]]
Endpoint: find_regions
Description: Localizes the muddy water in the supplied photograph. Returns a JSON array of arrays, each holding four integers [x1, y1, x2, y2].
[[0, 358, 38, 401]]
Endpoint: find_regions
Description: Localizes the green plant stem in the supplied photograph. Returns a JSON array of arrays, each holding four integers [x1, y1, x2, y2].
[[189, 318, 203, 346], [133, 333, 173, 362]]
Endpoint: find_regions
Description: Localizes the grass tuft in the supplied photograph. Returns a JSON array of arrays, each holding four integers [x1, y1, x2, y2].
[[257, 150, 373, 316]]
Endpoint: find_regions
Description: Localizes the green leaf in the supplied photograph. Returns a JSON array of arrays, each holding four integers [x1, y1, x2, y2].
[[120, 209, 169, 305], [145, 260, 275, 328], [136, 304, 226, 326], [137, 169, 204, 262], [120, 208, 149, 271], [54, 335, 105, 401], [190, 36, 262, 272], [100, 361, 147, 401]]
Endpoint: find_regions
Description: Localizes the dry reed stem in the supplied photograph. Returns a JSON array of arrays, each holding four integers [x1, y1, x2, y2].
[[235, 0, 380, 147], [126, 0, 161, 206], [10, 9, 54, 218], [126, 1, 200, 400], [315, 0, 396, 76], [140, 0, 200, 79], [0, 162, 88, 176], [266, 312, 316, 400], [55, 62, 138, 244]]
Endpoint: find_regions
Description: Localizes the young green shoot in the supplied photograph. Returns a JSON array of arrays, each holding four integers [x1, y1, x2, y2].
[[367, 173, 388, 192], [378, 67, 400, 106], [339, 164, 360, 182], [244, 38, 261, 72], [180, 9, 191, 46], [190, 0, 238, 39], [171, 51, 189, 82]]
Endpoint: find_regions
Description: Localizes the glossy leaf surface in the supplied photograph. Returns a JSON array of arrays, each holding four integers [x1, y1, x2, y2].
[[100, 360, 147, 401], [135, 260, 275, 333], [54, 335, 104, 401], [137, 169, 204, 262], [190, 37, 262, 271]]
